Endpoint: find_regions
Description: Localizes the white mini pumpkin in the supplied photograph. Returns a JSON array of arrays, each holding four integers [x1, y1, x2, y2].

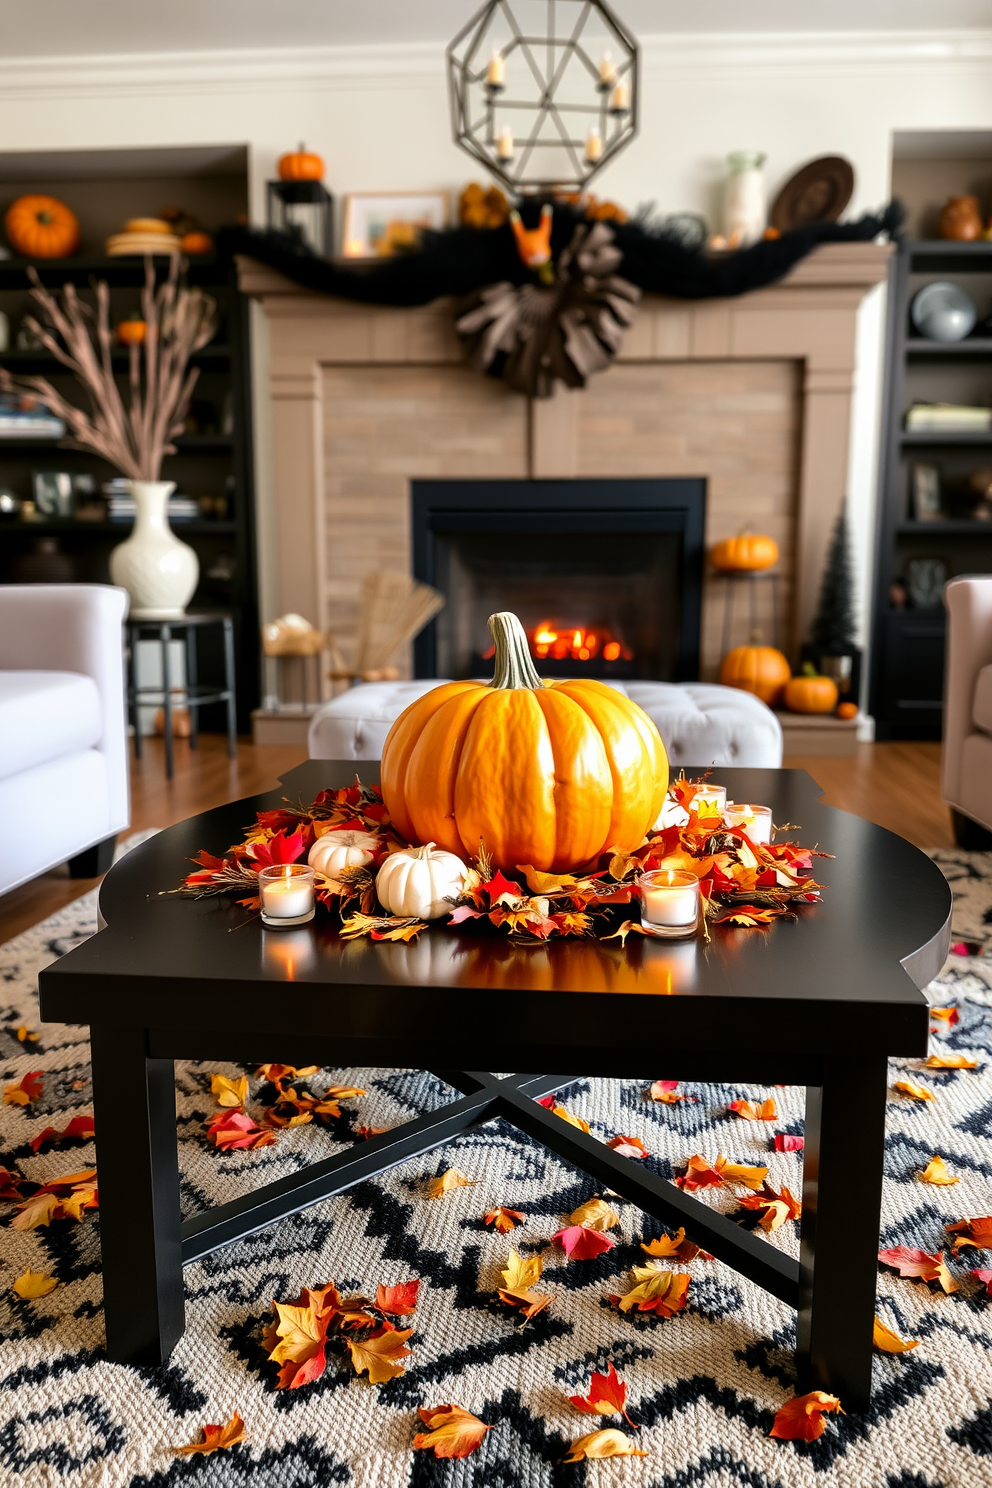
[[308, 828, 379, 878], [375, 842, 469, 921]]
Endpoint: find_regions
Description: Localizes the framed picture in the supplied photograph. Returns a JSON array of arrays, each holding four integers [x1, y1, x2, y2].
[[32, 470, 74, 517], [341, 192, 449, 259], [909, 461, 942, 522]]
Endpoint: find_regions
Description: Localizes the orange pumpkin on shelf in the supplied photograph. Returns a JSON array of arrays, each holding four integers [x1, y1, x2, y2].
[[5, 195, 80, 259], [180, 231, 213, 255], [380, 610, 669, 874], [277, 145, 324, 181], [836, 700, 858, 721], [719, 644, 791, 706], [784, 668, 839, 714], [116, 317, 146, 346], [710, 532, 779, 572]]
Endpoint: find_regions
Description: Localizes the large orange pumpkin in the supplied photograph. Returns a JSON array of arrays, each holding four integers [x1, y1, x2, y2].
[[5, 195, 80, 258], [784, 673, 839, 714], [380, 611, 669, 873], [278, 145, 324, 181], [719, 644, 791, 706], [710, 532, 779, 572]]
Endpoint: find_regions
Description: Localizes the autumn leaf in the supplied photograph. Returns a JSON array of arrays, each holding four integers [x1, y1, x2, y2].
[[920, 1155, 959, 1186], [427, 1168, 475, 1198], [16, 1026, 39, 1043], [608, 1134, 649, 1158], [267, 1282, 341, 1389], [925, 1053, 978, 1070], [206, 1110, 277, 1151], [3, 1071, 43, 1106], [12, 1268, 58, 1299], [554, 1225, 616, 1260], [323, 1084, 366, 1102], [174, 1412, 248, 1456], [256, 1063, 319, 1084], [715, 1155, 769, 1191], [675, 1155, 724, 1191], [970, 1268, 992, 1295], [648, 1079, 696, 1104], [30, 1114, 95, 1152], [0, 1166, 27, 1202], [413, 1403, 492, 1459], [550, 1104, 591, 1133], [356, 1123, 390, 1140], [739, 1183, 802, 1231], [568, 1362, 637, 1426], [878, 1246, 957, 1292], [569, 1197, 619, 1232], [610, 1268, 690, 1317], [728, 1098, 778, 1121], [498, 1248, 552, 1320], [376, 1280, 419, 1316], [347, 1325, 413, 1382], [210, 1073, 248, 1109], [10, 1193, 62, 1230], [340, 911, 426, 942], [893, 1080, 934, 1102], [774, 1133, 804, 1152], [563, 1428, 648, 1461], [247, 828, 305, 867], [59, 1183, 99, 1222], [769, 1391, 843, 1441], [484, 1207, 525, 1232], [946, 1217, 992, 1252], [715, 905, 783, 927], [873, 1317, 919, 1353], [930, 1006, 959, 1026], [641, 1228, 713, 1263]]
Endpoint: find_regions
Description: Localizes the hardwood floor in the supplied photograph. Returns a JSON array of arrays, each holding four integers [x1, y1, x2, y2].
[[0, 734, 955, 943]]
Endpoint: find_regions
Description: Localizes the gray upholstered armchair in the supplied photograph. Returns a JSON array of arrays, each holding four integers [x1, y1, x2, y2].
[[943, 575, 992, 847]]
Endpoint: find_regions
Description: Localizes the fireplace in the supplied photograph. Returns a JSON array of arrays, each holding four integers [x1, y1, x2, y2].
[[412, 479, 705, 680]]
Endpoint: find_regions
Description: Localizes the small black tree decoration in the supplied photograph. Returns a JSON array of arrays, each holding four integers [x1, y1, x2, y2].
[[809, 506, 857, 655]]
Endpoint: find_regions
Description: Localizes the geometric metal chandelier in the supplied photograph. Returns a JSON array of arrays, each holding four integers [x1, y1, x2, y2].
[[447, 0, 639, 194]]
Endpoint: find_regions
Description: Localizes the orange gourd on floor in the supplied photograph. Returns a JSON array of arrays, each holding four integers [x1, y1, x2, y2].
[[380, 611, 669, 873], [710, 532, 779, 572], [5, 195, 80, 258], [836, 700, 858, 720], [277, 146, 324, 181], [784, 672, 839, 714], [719, 644, 791, 706]]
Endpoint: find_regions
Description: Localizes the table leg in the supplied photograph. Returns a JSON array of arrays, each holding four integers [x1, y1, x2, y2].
[[222, 616, 237, 758], [126, 625, 142, 760], [185, 625, 199, 750], [90, 1025, 185, 1365], [797, 1055, 888, 1411], [161, 626, 174, 780]]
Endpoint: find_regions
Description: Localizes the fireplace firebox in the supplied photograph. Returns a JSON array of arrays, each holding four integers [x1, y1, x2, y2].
[[412, 479, 705, 680]]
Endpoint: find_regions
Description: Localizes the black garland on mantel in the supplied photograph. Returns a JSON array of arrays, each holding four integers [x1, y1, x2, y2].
[[218, 200, 902, 308]]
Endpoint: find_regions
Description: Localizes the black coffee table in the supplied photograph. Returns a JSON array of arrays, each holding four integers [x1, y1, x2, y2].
[[39, 761, 951, 1410]]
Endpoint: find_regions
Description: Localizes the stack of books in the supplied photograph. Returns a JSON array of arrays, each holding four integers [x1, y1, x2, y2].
[[0, 394, 66, 439], [905, 402, 992, 432], [104, 480, 200, 524]]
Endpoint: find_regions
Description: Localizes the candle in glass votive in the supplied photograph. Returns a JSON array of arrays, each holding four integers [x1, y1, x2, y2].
[[688, 783, 727, 818], [487, 51, 505, 88], [259, 863, 315, 927], [585, 127, 603, 163], [496, 125, 514, 161], [724, 802, 773, 844], [609, 80, 629, 113], [638, 868, 700, 939]]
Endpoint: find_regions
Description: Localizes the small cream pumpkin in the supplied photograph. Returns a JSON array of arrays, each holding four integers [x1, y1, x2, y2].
[[376, 842, 469, 921], [308, 828, 379, 878]]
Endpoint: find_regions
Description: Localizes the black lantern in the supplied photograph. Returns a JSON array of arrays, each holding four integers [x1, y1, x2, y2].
[[266, 180, 334, 258], [447, 0, 638, 194]]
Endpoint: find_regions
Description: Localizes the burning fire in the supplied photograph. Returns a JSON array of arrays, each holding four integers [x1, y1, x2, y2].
[[529, 621, 633, 664]]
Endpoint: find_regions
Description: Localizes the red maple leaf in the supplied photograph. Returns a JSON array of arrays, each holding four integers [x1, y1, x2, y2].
[[248, 830, 305, 867], [553, 1225, 615, 1260]]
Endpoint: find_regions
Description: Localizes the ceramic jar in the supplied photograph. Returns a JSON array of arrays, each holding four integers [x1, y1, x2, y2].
[[109, 480, 198, 619], [724, 150, 767, 246], [938, 195, 983, 242]]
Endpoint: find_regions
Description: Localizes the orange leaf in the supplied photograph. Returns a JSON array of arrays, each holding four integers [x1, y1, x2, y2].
[[562, 1428, 648, 1461], [946, 1216, 992, 1252], [568, 1362, 636, 1425], [29, 1114, 95, 1153], [15, 1026, 39, 1043], [920, 1155, 959, 1186], [769, 1391, 843, 1441], [728, 1098, 778, 1121], [413, 1403, 492, 1459], [608, 1134, 648, 1158], [878, 1246, 958, 1292], [893, 1080, 934, 1102], [267, 1284, 338, 1389], [551, 1103, 591, 1133], [641, 1228, 712, 1263], [59, 1183, 99, 1222], [484, 1207, 525, 1232], [3, 1071, 43, 1106], [611, 1268, 690, 1316], [648, 1079, 696, 1104], [717, 905, 782, 927], [925, 1053, 978, 1070], [426, 1168, 475, 1198], [174, 1412, 248, 1456], [738, 1182, 802, 1231], [256, 1063, 319, 1084], [674, 1154, 723, 1191], [376, 1279, 419, 1315], [498, 1248, 552, 1320], [553, 1225, 615, 1260], [206, 1110, 277, 1151], [929, 1006, 959, 1025], [347, 1325, 413, 1382], [715, 1155, 769, 1191], [210, 1073, 248, 1109], [873, 1317, 919, 1353], [12, 1268, 58, 1299]]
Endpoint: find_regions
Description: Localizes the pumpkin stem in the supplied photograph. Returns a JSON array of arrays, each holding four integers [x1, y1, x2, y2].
[[417, 842, 437, 858], [488, 611, 543, 691]]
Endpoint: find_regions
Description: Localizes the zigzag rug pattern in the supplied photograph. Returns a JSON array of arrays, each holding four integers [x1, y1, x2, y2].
[[1, 845, 991, 1487]]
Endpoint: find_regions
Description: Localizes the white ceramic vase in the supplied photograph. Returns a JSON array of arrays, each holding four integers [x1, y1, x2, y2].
[[724, 150, 767, 246], [109, 480, 198, 619]]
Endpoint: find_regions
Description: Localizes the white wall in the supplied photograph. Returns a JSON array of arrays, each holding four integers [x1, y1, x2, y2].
[[1, 29, 991, 646]]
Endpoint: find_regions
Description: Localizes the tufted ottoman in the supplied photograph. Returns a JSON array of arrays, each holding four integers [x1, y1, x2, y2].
[[307, 679, 782, 768]]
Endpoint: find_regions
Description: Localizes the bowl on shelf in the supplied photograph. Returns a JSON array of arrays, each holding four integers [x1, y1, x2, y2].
[[910, 282, 978, 343]]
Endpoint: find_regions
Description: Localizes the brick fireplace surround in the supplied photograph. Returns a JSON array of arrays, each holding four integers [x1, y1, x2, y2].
[[239, 243, 890, 689]]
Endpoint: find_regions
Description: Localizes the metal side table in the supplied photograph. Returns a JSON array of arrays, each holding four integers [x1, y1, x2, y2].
[[126, 612, 237, 779]]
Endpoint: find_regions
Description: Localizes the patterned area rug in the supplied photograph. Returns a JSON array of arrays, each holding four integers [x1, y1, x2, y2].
[[2, 844, 992, 1488]]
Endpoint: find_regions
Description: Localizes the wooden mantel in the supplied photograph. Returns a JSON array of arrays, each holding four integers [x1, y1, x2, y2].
[[240, 242, 891, 677]]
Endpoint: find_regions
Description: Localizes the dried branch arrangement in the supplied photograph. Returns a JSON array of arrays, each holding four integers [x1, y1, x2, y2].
[[1, 255, 217, 480]]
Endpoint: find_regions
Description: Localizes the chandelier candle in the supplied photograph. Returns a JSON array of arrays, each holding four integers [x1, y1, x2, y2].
[[497, 126, 514, 162], [725, 803, 773, 845], [585, 128, 603, 163], [259, 864, 316, 927], [638, 868, 701, 939], [487, 51, 505, 89]]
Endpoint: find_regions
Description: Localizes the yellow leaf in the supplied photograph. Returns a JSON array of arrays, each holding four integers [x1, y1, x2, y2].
[[501, 1248, 542, 1292], [894, 1080, 934, 1102], [10, 1193, 61, 1230], [347, 1326, 413, 1383], [552, 1104, 591, 1133], [613, 1269, 690, 1316], [925, 1054, 978, 1070], [323, 1085, 366, 1101], [426, 1168, 475, 1198], [12, 1268, 58, 1299], [210, 1073, 248, 1109], [873, 1317, 919, 1353], [174, 1412, 248, 1456], [59, 1184, 99, 1221], [569, 1197, 619, 1232], [920, 1155, 959, 1185], [15, 1026, 39, 1043], [715, 1155, 769, 1191], [563, 1428, 648, 1461], [517, 864, 583, 894]]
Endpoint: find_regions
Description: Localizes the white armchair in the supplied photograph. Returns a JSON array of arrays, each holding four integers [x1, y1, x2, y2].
[[942, 575, 992, 847], [0, 584, 130, 894]]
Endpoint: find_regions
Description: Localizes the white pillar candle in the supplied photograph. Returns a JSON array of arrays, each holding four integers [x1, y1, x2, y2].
[[585, 127, 603, 163], [724, 802, 773, 845], [497, 125, 514, 161], [638, 868, 700, 939], [487, 51, 505, 87], [259, 863, 315, 927]]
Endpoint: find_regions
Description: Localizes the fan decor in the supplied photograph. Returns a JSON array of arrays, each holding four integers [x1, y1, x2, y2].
[[456, 210, 639, 396], [447, 0, 638, 193]]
